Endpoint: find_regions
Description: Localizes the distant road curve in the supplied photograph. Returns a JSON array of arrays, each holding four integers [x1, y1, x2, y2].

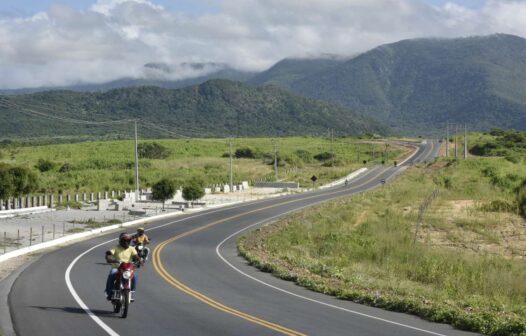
[[10, 139, 476, 336]]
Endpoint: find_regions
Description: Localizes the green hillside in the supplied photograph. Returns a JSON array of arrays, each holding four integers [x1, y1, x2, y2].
[[0, 79, 388, 139], [254, 34, 526, 134], [247, 57, 343, 88]]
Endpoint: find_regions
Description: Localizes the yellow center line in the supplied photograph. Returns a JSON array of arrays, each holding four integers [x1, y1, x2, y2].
[[152, 166, 393, 335]]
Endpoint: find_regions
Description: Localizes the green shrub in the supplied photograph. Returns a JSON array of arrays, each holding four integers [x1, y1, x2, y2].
[[443, 176, 453, 189], [36, 158, 55, 172], [480, 199, 516, 213], [235, 147, 255, 159], [517, 181, 526, 217], [505, 155, 522, 164], [138, 142, 171, 159], [294, 149, 313, 163], [182, 179, 205, 202], [0, 165, 13, 199], [7, 166, 39, 196], [314, 152, 334, 161], [59, 163, 72, 173]]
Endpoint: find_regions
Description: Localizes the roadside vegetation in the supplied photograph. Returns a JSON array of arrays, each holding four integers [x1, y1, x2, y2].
[[240, 130, 526, 335], [0, 137, 406, 195]]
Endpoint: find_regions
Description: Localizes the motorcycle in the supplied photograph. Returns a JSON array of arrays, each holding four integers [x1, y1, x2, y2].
[[111, 262, 137, 318], [134, 244, 148, 265]]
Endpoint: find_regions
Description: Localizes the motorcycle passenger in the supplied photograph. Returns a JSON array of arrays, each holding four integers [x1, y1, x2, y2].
[[132, 227, 151, 261], [105, 233, 141, 301]]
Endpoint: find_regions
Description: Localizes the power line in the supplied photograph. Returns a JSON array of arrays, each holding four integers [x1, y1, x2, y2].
[[0, 98, 216, 138], [0, 99, 135, 125], [5, 98, 219, 135]]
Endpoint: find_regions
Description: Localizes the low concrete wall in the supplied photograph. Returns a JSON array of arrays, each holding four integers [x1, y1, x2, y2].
[[319, 168, 368, 189], [255, 182, 300, 189], [0, 206, 54, 219]]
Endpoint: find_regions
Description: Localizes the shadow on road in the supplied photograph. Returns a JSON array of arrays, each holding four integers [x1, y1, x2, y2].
[[30, 306, 118, 317]]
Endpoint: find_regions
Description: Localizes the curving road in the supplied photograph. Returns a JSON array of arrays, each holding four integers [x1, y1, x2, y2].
[[8, 139, 476, 336]]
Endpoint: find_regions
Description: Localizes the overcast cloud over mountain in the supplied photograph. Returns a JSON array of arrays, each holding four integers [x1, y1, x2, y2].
[[1, 0, 526, 89]]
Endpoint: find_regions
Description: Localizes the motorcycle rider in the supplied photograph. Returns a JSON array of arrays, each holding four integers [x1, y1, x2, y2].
[[132, 227, 151, 261], [105, 233, 141, 301]]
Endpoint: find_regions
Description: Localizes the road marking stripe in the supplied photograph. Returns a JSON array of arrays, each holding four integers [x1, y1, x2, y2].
[[215, 215, 448, 336], [65, 238, 121, 336], [152, 167, 393, 335], [64, 147, 419, 335], [153, 242, 305, 336]]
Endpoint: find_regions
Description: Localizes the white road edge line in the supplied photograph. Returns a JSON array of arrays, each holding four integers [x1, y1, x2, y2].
[[64, 202, 286, 336], [65, 238, 119, 336], [63, 163, 406, 335], [215, 198, 448, 336]]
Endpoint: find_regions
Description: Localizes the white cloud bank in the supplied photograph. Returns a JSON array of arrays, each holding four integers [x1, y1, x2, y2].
[[0, 0, 525, 89]]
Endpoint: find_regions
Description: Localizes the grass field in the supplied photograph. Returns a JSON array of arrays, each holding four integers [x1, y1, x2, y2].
[[240, 143, 526, 335], [0, 137, 407, 194]]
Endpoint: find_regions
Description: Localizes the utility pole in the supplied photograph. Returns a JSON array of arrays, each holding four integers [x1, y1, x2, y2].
[[229, 139, 233, 191], [454, 123, 458, 158], [330, 129, 334, 166], [464, 123, 468, 159], [134, 120, 139, 202], [273, 140, 278, 181], [446, 122, 449, 157]]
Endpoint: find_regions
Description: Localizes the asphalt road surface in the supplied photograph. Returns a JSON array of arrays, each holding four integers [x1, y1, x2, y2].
[[9, 139, 477, 336]]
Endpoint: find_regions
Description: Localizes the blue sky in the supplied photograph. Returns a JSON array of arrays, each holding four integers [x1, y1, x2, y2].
[[0, 0, 218, 15], [0, 0, 485, 16], [1, 0, 522, 89]]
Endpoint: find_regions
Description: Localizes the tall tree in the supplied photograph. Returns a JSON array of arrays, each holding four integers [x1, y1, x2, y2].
[[152, 178, 176, 210]]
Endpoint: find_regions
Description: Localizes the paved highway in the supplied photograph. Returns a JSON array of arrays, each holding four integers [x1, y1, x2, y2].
[[9, 139, 476, 336]]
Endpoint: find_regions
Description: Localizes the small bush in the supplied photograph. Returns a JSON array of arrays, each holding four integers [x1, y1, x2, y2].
[[138, 142, 171, 159], [480, 200, 516, 213], [505, 155, 522, 164], [59, 163, 72, 173], [262, 153, 286, 167], [235, 147, 255, 159], [314, 152, 334, 162], [517, 181, 526, 217], [294, 149, 313, 163], [36, 158, 55, 172], [443, 177, 453, 189]]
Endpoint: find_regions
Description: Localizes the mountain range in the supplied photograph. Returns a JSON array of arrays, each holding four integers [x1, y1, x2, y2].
[[0, 80, 387, 139], [1, 34, 526, 136]]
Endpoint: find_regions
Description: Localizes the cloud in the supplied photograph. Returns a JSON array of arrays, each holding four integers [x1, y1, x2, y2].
[[0, 0, 525, 89]]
